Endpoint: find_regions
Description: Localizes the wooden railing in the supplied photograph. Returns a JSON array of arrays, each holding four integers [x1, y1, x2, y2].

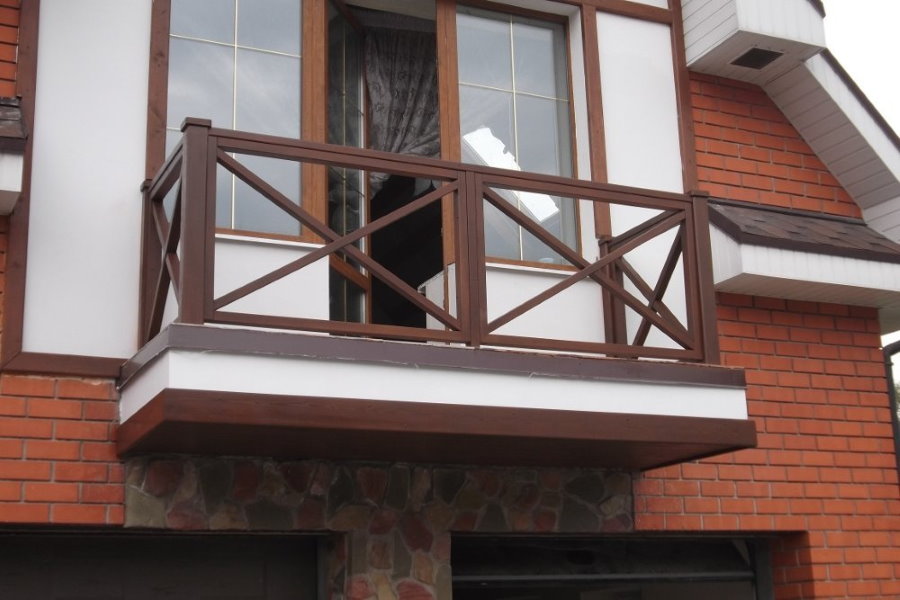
[[140, 119, 719, 362]]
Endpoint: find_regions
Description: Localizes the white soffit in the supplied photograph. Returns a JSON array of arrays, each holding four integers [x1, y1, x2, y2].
[[0, 151, 23, 214], [682, 0, 825, 86], [710, 225, 900, 333], [765, 52, 900, 243], [119, 347, 749, 424]]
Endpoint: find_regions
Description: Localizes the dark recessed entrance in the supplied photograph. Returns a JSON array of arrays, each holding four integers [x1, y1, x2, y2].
[[0, 533, 319, 599], [452, 536, 773, 600]]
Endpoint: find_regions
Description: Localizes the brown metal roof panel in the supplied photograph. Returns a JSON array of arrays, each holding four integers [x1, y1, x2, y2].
[[0, 97, 27, 151], [709, 199, 900, 264]]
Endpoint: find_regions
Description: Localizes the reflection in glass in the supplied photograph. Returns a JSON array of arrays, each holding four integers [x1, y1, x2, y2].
[[459, 87, 515, 162], [513, 20, 567, 98], [327, 4, 365, 322], [232, 154, 301, 236], [236, 49, 300, 137], [516, 94, 571, 177], [238, 0, 301, 54], [215, 163, 234, 229], [457, 11, 512, 89], [171, 0, 234, 44], [457, 7, 575, 264], [167, 38, 234, 129], [168, 2, 303, 237]]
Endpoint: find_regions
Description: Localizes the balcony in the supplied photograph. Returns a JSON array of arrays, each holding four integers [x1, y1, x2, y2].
[[117, 119, 755, 469]]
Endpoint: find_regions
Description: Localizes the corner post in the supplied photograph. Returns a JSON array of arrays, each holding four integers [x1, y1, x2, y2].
[[177, 118, 213, 325], [138, 178, 158, 344], [690, 190, 720, 364]]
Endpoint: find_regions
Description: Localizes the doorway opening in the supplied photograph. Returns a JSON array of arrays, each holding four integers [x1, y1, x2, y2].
[[452, 536, 774, 600], [327, 0, 442, 328]]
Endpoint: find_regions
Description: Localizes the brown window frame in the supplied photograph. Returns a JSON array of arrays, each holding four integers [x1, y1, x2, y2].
[[144, 0, 693, 232]]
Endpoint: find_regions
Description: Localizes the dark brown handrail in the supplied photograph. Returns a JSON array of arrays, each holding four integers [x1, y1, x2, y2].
[[139, 120, 718, 363]]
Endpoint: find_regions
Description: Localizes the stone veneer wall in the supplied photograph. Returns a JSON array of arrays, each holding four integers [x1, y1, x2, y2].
[[125, 458, 633, 600]]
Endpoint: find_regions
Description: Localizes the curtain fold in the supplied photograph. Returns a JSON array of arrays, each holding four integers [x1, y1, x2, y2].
[[364, 24, 440, 192]]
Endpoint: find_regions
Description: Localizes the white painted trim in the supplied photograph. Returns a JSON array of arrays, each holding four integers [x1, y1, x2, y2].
[[119, 346, 749, 423], [802, 54, 900, 184], [0, 151, 23, 215], [710, 225, 900, 333]]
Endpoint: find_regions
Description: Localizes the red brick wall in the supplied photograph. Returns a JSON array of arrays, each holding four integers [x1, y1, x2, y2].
[[0, 374, 123, 524], [0, 0, 17, 97], [691, 73, 860, 218], [0, 218, 124, 525], [635, 294, 900, 599]]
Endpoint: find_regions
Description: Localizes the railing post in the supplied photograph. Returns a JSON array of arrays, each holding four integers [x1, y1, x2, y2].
[[138, 178, 158, 345], [463, 171, 487, 348], [177, 118, 213, 325], [690, 190, 720, 364]]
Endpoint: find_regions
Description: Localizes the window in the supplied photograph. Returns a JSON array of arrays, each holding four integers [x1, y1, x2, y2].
[[457, 6, 577, 263], [152, 0, 691, 334], [167, 0, 302, 235], [162, 0, 577, 251]]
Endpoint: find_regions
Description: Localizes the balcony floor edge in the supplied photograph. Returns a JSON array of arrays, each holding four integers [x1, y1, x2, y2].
[[117, 389, 758, 470]]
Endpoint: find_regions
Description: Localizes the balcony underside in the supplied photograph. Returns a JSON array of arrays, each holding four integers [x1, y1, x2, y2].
[[117, 325, 756, 470]]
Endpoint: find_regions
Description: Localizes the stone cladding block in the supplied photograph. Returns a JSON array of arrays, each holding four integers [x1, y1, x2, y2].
[[125, 458, 632, 600]]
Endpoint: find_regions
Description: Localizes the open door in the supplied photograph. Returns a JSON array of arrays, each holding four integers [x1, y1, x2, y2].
[[327, 0, 443, 328]]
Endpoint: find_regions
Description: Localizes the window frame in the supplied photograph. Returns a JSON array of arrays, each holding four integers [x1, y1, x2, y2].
[[145, 0, 694, 220], [455, 1, 583, 266]]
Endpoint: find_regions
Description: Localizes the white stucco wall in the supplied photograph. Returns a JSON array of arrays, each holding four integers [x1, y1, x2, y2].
[[23, 0, 151, 357]]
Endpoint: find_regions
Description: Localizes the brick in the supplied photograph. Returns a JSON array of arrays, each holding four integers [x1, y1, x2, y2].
[[0, 480, 20, 500], [82, 401, 117, 421], [0, 375, 55, 397], [52, 504, 108, 525], [57, 379, 115, 400], [684, 497, 718, 513], [662, 515, 702, 530], [54, 463, 108, 482], [54, 421, 111, 441], [702, 515, 739, 529], [25, 439, 80, 460], [0, 24, 16, 44], [81, 483, 124, 504], [645, 497, 682, 512], [27, 398, 82, 419], [0, 438, 22, 458], [0, 396, 25, 416], [0, 502, 50, 523], [24, 482, 79, 502], [0, 418, 53, 438], [0, 459, 51, 480], [81, 441, 117, 462]]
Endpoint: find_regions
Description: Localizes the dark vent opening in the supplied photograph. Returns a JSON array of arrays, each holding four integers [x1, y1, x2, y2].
[[731, 48, 783, 70]]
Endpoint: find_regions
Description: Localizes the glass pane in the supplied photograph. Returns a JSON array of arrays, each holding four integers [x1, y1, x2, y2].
[[233, 154, 301, 236], [167, 38, 234, 129], [171, 0, 235, 43], [238, 0, 301, 55], [513, 19, 566, 98], [235, 49, 300, 137], [515, 95, 571, 177], [459, 86, 516, 169], [216, 162, 234, 229], [328, 9, 364, 148], [328, 165, 364, 235], [457, 10, 512, 89], [521, 195, 577, 264], [483, 198, 520, 262]]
